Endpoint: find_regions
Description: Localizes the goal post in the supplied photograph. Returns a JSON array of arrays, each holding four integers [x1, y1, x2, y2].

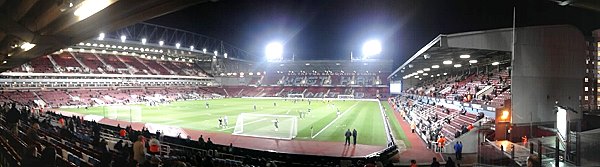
[[287, 93, 304, 98], [233, 113, 298, 140], [105, 105, 142, 122], [337, 94, 355, 99]]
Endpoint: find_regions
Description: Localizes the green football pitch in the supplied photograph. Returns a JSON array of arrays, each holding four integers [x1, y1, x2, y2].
[[61, 98, 390, 146]]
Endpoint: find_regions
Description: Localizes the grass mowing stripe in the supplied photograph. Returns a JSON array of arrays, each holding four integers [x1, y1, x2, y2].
[[311, 102, 359, 138], [61, 98, 388, 146]]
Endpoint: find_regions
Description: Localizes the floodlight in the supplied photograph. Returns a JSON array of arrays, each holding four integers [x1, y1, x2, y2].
[[20, 42, 35, 51], [175, 43, 181, 49], [423, 68, 431, 71], [362, 40, 382, 58], [224, 53, 228, 58], [454, 64, 462, 68], [423, 73, 428, 76], [492, 62, 500, 66], [190, 45, 194, 50], [443, 73, 448, 75], [443, 60, 452, 65], [73, 0, 111, 20], [432, 65, 440, 68], [265, 42, 283, 61], [203, 48, 207, 53], [98, 33, 105, 40], [469, 60, 478, 64], [120, 35, 126, 42], [141, 38, 147, 45], [459, 54, 470, 59], [159, 41, 164, 46], [67, 48, 73, 51], [417, 70, 424, 73]]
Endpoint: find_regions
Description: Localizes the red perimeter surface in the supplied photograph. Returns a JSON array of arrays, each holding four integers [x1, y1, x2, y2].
[[54, 110, 387, 157], [390, 108, 444, 163]]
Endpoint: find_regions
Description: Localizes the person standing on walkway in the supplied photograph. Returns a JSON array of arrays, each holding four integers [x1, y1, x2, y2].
[[352, 129, 358, 145], [344, 129, 352, 145], [454, 141, 461, 160], [410, 121, 416, 133]]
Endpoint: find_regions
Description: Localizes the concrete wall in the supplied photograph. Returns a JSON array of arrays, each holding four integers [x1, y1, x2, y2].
[[446, 28, 513, 52], [214, 77, 250, 86], [512, 25, 586, 125]]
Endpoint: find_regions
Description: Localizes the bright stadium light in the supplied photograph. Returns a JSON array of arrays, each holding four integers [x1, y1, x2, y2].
[[20, 42, 36, 51], [423, 68, 431, 71], [443, 60, 452, 65], [265, 42, 283, 61], [469, 60, 478, 64], [362, 40, 382, 58], [203, 48, 207, 53], [159, 40, 164, 46], [432, 65, 440, 68], [141, 38, 147, 45], [459, 54, 470, 59], [73, 0, 111, 20], [175, 43, 181, 49], [454, 64, 462, 68], [214, 51, 218, 56], [98, 33, 105, 40], [190, 45, 194, 51], [492, 62, 500, 66], [224, 53, 228, 58], [120, 35, 126, 42]]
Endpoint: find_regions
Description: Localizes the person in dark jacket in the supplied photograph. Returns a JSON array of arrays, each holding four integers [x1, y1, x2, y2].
[[344, 129, 352, 145], [40, 146, 57, 167], [22, 145, 42, 167], [430, 157, 440, 167], [7, 103, 20, 135], [445, 157, 455, 167], [352, 129, 358, 145]]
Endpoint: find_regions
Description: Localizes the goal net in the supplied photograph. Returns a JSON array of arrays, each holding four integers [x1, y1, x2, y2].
[[287, 93, 304, 98], [337, 94, 355, 99], [105, 105, 142, 122], [233, 113, 298, 140]]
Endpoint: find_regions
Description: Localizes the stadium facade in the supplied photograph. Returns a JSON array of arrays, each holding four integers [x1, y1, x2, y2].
[[388, 25, 597, 166]]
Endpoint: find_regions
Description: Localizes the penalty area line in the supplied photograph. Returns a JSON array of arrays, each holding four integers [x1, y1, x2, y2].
[[311, 102, 359, 139], [219, 118, 267, 131]]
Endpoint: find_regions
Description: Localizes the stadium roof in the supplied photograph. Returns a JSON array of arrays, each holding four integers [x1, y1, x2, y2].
[[388, 28, 513, 80], [0, 0, 205, 73]]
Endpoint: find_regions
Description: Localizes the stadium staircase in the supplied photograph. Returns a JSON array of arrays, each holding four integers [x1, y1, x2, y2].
[[134, 57, 159, 75], [68, 52, 89, 71], [47, 55, 59, 68]]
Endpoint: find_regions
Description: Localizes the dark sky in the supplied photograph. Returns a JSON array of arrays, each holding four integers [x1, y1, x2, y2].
[[147, 0, 600, 66]]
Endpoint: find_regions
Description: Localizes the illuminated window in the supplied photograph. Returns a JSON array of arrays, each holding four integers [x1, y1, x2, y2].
[[585, 87, 589, 91], [585, 77, 589, 82], [585, 96, 589, 101]]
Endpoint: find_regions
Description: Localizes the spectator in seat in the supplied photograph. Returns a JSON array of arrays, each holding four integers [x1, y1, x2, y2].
[[461, 125, 469, 135], [149, 136, 161, 155], [40, 146, 57, 167], [114, 139, 124, 151], [454, 130, 461, 139], [467, 124, 474, 131], [409, 159, 417, 167], [445, 157, 455, 167], [22, 145, 42, 167], [430, 157, 440, 167], [206, 137, 214, 149], [198, 135, 206, 148], [119, 128, 127, 138], [133, 135, 147, 164], [527, 154, 541, 167], [26, 122, 41, 144]]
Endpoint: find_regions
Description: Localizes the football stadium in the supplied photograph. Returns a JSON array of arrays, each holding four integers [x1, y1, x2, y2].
[[1, 0, 600, 167]]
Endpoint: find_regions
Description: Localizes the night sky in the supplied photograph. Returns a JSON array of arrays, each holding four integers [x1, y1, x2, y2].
[[147, 0, 600, 66]]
